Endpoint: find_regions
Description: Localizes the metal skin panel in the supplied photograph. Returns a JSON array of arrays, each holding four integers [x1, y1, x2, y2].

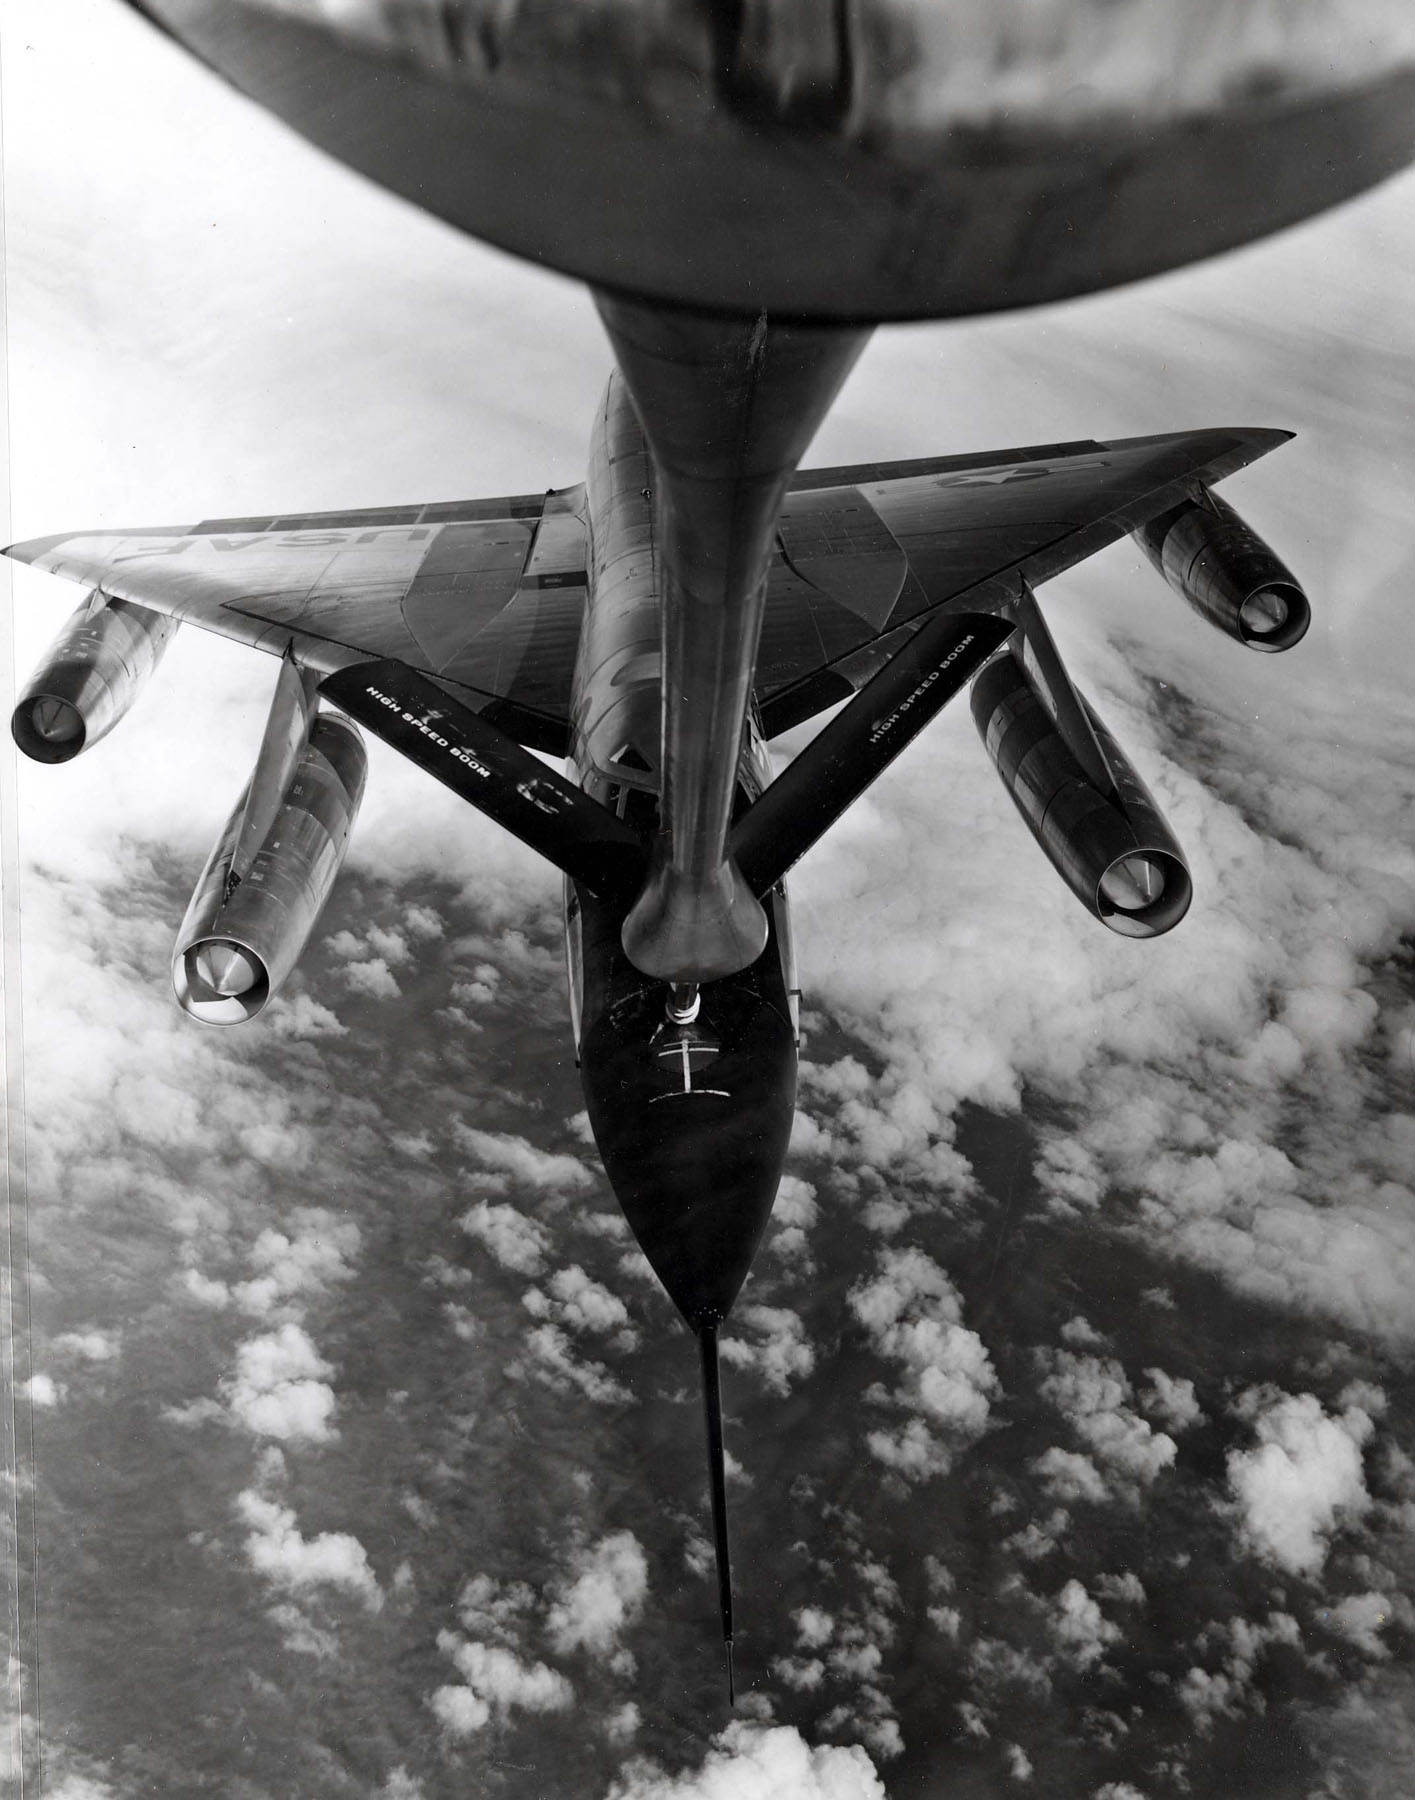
[[970, 650, 1192, 938], [1134, 488, 1311, 652], [755, 427, 1291, 732], [173, 712, 368, 1022], [11, 590, 178, 763], [776, 485, 908, 630], [123, 0, 1415, 320], [400, 519, 535, 667]]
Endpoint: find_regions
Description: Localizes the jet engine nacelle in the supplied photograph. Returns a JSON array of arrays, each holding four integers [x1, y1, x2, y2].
[[11, 591, 177, 762], [971, 649, 1192, 939], [173, 710, 367, 1023], [1134, 489, 1309, 653]]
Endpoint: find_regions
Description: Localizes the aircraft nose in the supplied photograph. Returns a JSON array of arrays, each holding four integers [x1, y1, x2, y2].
[[580, 985, 797, 1328]]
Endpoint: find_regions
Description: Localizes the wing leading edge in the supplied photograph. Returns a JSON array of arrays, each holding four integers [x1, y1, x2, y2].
[[6, 487, 584, 756], [759, 424, 1291, 736], [6, 426, 1290, 759]]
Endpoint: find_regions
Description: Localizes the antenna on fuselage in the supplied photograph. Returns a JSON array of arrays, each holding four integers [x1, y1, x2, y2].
[[698, 1323, 736, 1704]]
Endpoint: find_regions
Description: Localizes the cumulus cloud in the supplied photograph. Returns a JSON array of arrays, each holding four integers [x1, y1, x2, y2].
[[1003, 1508, 1070, 1562], [341, 957, 402, 999], [231, 1210, 361, 1316], [798, 1055, 972, 1194], [328, 909, 437, 966], [606, 1702, 641, 1743], [1139, 1368, 1204, 1434], [403, 904, 443, 940], [1094, 1572, 1146, 1608], [545, 1531, 648, 1659], [1226, 1389, 1374, 1574], [1328, 1591, 1398, 1659], [429, 1631, 573, 1735], [1050, 1580, 1121, 1670], [454, 1125, 593, 1191], [604, 1723, 885, 1799], [524, 1265, 636, 1348], [513, 1324, 633, 1405], [460, 1199, 550, 1275], [264, 993, 349, 1039], [455, 1573, 536, 1641], [956, 1701, 990, 1740], [848, 1248, 999, 1480], [766, 1175, 819, 1268], [1178, 1610, 1303, 1733], [236, 1490, 383, 1611], [265, 1601, 339, 1659], [44, 1778, 122, 1800], [794, 1606, 834, 1649], [967, 1637, 1053, 1699], [772, 1655, 827, 1691], [719, 1305, 815, 1396], [1032, 1446, 1108, 1504], [50, 1329, 119, 1363], [225, 1322, 339, 1443], [1038, 1350, 1176, 1497]]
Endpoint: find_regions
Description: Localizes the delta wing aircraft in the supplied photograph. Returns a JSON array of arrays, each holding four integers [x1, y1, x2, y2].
[[8, 308, 1310, 1687], [12, 0, 1411, 1698]]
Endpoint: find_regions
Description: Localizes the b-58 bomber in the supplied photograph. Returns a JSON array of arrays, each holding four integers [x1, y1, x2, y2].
[[13, 0, 1407, 1694]]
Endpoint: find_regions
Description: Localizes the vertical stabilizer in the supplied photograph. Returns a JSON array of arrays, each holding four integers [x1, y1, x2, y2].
[[698, 1324, 735, 1702]]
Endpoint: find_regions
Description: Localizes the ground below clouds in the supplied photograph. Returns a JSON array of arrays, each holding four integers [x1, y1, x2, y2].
[[16, 846, 1414, 1799]]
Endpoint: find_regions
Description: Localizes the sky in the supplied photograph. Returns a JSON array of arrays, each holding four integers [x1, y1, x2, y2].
[[4, 3, 1415, 1797]]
